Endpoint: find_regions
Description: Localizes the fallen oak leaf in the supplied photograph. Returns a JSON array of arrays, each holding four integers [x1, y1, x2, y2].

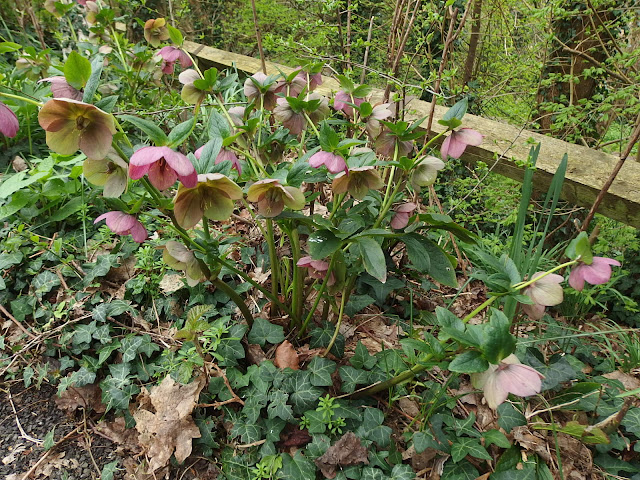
[[133, 375, 205, 472], [274, 340, 300, 370], [315, 431, 369, 479]]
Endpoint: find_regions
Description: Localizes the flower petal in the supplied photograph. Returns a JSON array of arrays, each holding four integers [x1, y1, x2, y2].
[[0, 101, 19, 138]]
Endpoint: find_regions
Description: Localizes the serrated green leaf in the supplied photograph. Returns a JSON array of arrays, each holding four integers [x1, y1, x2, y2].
[[448, 351, 489, 373], [483, 429, 511, 448], [308, 230, 341, 260], [357, 236, 387, 283], [247, 317, 285, 346]]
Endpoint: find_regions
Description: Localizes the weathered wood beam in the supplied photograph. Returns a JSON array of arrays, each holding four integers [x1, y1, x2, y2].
[[184, 41, 640, 228]]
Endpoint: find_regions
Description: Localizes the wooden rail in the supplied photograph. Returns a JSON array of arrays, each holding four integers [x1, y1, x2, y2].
[[184, 41, 640, 228]]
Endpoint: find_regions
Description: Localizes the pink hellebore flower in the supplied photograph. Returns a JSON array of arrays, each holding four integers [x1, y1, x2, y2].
[[38, 98, 116, 160], [374, 129, 413, 158], [297, 256, 335, 286], [0, 101, 19, 138], [94, 211, 147, 243], [244, 72, 278, 110], [39, 76, 83, 101], [308, 151, 347, 174], [194, 145, 242, 175], [129, 146, 197, 191], [471, 354, 544, 410], [333, 90, 365, 117], [157, 46, 192, 75], [275, 74, 306, 98], [365, 103, 393, 138], [441, 127, 483, 160], [163, 241, 207, 287], [390, 203, 417, 230], [522, 272, 564, 320], [332, 166, 384, 200], [568, 257, 621, 292]]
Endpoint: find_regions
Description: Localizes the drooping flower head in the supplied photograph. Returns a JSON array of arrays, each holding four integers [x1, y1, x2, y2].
[[244, 72, 279, 110], [163, 241, 208, 287], [522, 272, 564, 320], [441, 127, 483, 160], [333, 90, 365, 117], [390, 203, 417, 230], [157, 46, 192, 75], [38, 98, 116, 159], [308, 151, 347, 175], [364, 103, 393, 138], [410, 156, 445, 191], [144, 18, 169, 47], [94, 211, 147, 243], [194, 145, 242, 175], [471, 354, 544, 409], [174, 173, 243, 229], [273, 93, 329, 135], [0, 101, 19, 138], [83, 150, 129, 197], [39, 76, 83, 101], [179, 69, 207, 105], [374, 128, 414, 158], [332, 166, 384, 200], [129, 146, 197, 191], [275, 71, 307, 98], [297, 256, 335, 285], [568, 256, 621, 292], [246, 179, 305, 218]]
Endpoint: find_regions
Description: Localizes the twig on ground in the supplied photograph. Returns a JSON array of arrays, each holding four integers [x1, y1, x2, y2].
[[8, 389, 43, 446]]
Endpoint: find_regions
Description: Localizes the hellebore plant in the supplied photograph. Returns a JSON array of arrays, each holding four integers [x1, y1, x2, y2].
[[13, 35, 624, 416], [157, 46, 192, 75]]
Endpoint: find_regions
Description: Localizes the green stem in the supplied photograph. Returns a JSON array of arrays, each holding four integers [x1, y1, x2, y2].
[[66, 17, 79, 45], [212, 278, 254, 327], [303, 112, 320, 138], [290, 227, 303, 322], [322, 283, 349, 357], [110, 28, 130, 74], [299, 255, 336, 337], [266, 219, 279, 307], [229, 145, 268, 177], [511, 260, 577, 290], [329, 193, 344, 221], [0, 91, 43, 107], [413, 130, 448, 164]]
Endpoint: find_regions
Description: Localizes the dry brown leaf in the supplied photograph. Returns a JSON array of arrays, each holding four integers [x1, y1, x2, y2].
[[95, 417, 140, 453], [133, 375, 205, 472], [603, 370, 640, 391], [274, 340, 299, 370], [279, 426, 312, 448], [159, 274, 185, 294], [55, 384, 105, 413], [315, 431, 369, 479], [34, 452, 79, 478]]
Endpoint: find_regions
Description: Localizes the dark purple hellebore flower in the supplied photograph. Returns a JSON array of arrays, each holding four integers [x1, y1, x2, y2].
[[157, 46, 192, 75], [194, 145, 242, 175], [568, 256, 621, 291], [0, 101, 19, 138], [39, 76, 83, 101], [333, 90, 365, 117], [94, 211, 147, 243], [129, 146, 197, 191], [441, 127, 483, 160], [308, 150, 347, 174]]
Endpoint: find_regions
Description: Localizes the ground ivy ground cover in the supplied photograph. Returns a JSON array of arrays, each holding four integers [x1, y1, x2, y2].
[[0, 3, 639, 479]]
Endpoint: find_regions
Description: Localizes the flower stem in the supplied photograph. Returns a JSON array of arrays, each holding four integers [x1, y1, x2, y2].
[[322, 283, 349, 357], [290, 227, 304, 322], [303, 112, 320, 138], [299, 255, 336, 337], [0, 91, 43, 107], [266, 219, 279, 311], [211, 278, 254, 327]]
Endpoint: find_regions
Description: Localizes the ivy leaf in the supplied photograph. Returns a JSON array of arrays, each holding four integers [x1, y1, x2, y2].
[[390, 464, 416, 480], [73, 321, 98, 345], [350, 342, 377, 370], [267, 390, 294, 421], [339, 366, 370, 394], [279, 452, 316, 479], [285, 371, 323, 414], [231, 419, 263, 444], [483, 429, 511, 448], [247, 317, 285, 346], [357, 408, 392, 448], [33, 270, 61, 297], [120, 335, 145, 363], [441, 459, 479, 480], [309, 322, 345, 357], [497, 403, 526, 433], [100, 461, 119, 480], [92, 300, 132, 324], [451, 438, 491, 462], [307, 357, 336, 387]]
